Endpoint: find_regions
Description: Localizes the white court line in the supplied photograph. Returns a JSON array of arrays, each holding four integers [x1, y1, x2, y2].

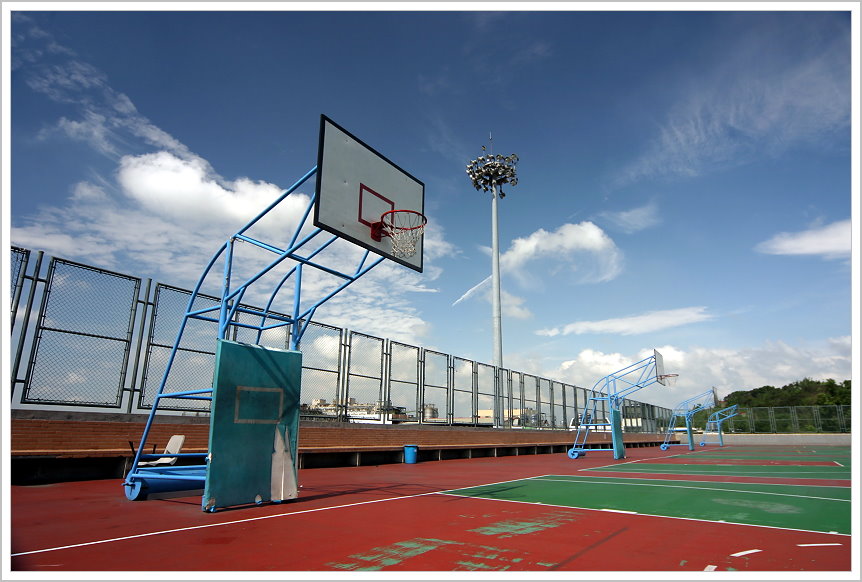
[[730, 549, 762, 557], [592, 468, 850, 477], [531, 477, 850, 502], [834, 461, 844, 466], [542, 474, 849, 489], [703, 565, 718, 571], [579, 454, 668, 472], [12, 474, 538, 558], [11, 490, 443, 557], [14, 471, 851, 558], [797, 543, 843, 547]]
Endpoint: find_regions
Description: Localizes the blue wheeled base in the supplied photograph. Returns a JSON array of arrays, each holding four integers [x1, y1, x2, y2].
[[124, 465, 207, 500], [699, 404, 739, 447]]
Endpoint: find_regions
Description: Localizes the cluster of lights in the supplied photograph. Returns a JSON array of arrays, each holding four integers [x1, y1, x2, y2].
[[466, 148, 519, 198]]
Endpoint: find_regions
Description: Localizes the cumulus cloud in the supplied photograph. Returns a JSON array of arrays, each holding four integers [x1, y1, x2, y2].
[[536, 338, 851, 409], [537, 306, 714, 337], [755, 219, 850, 259], [453, 221, 623, 312], [500, 222, 622, 282]]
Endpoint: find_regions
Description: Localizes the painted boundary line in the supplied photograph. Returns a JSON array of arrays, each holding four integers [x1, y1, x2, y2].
[[595, 468, 852, 476], [541, 474, 851, 489], [11, 475, 543, 558]]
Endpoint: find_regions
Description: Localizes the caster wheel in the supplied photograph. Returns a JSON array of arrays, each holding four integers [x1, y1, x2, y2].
[[567, 449, 580, 459], [660, 444, 668, 451]]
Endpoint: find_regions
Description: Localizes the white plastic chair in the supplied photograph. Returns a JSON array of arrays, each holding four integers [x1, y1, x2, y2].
[[138, 434, 185, 467]]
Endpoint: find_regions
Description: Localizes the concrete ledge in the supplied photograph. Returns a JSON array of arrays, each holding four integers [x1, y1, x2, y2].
[[720, 433, 851, 445]]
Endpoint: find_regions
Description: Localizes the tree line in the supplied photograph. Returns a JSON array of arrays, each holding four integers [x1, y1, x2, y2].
[[722, 378, 850, 408]]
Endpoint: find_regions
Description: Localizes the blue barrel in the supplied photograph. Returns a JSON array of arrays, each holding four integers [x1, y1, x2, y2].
[[403, 444, 419, 464]]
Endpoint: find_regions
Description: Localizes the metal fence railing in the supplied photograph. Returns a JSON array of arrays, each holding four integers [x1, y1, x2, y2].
[[9, 247, 850, 433]]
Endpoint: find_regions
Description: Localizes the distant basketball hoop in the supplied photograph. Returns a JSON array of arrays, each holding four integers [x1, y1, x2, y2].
[[658, 374, 679, 387], [371, 209, 427, 259]]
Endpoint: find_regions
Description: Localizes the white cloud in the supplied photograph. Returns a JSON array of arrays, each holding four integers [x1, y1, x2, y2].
[[599, 202, 661, 234], [755, 219, 850, 259], [500, 222, 623, 286], [453, 221, 623, 309], [535, 338, 851, 409], [537, 306, 714, 337], [71, 181, 108, 202], [46, 111, 119, 156]]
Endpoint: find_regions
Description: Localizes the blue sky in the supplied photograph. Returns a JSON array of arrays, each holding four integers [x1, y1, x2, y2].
[[4, 6, 857, 408]]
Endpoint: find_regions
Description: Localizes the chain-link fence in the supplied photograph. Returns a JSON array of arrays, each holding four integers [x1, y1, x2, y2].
[[10, 247, 849, 433]]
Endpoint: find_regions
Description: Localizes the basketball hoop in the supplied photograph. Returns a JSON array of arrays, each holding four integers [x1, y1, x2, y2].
[[658, 374, 679, 387], [373, 209, 427, 259]]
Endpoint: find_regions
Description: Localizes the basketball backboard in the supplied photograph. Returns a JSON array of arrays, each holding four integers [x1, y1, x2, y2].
[[654, 349, 666, 385], [314, 115, 425, 272]]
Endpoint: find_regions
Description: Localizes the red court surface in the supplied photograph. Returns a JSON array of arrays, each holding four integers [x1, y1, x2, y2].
[[8, 445, 855, 575]]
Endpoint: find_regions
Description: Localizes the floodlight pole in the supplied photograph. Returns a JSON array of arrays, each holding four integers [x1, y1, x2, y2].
[[466, 136, 519, 426], [490, 180, 503, 370]]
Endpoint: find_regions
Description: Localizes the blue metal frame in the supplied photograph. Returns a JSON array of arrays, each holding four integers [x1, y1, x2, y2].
[[124, 165, 386, 501], [659, 389, 715, 451], [568, 351, 665, 460], [699, 404, 739, 447]]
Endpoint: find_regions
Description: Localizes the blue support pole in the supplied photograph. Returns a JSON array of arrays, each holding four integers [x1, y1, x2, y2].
[[659, 390, 715, 451], [699, 405, 739, 447], [124, 161, 399, 505]]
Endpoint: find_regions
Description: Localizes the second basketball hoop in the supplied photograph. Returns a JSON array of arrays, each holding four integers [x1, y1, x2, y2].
[[371, 209, 427, 259]]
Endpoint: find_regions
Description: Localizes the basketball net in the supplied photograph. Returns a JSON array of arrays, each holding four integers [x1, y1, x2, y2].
[[381, 210, 426, 259], [659, 374, 679, 387]]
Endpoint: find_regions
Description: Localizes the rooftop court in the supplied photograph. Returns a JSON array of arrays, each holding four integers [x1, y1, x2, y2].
[[8, 438, 854, 576]]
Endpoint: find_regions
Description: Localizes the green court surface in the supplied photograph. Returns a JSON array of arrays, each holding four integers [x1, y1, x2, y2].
[[446, 475, 850, 534], [593, 463, 851, 479]]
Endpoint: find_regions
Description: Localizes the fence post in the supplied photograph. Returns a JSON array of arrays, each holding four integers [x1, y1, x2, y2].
[[10, 251, 44, 402]]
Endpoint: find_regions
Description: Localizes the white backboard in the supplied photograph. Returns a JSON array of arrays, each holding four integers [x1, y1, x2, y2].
[[654, 349, 666, 385], [314, 115, 425, 272]]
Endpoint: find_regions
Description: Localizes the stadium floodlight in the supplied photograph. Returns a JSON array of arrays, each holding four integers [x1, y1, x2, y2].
[[466, 136, 518, 426]]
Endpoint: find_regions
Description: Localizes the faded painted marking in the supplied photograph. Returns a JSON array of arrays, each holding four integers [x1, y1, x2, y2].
[[711, 498, 802, 514], [327, 537, 461, 570], [729, 549, 762, 557], [797, 543, 842, 547], [454, 560, 503, 571], [469, 510, 579, 539], [330, 538, 551, 571], [703, 565, 718, 571]]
